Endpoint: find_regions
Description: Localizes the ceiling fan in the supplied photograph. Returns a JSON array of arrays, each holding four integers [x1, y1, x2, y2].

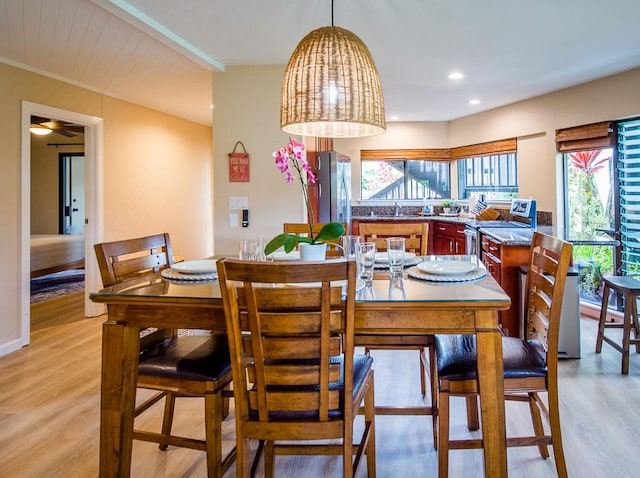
[[30, 116, 84, 137]]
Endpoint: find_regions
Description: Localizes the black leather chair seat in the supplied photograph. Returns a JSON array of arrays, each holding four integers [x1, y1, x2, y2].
[[138, 334, 231, 382], [435, 334, 547, 381]]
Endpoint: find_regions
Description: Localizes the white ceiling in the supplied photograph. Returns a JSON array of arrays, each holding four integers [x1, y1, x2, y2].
[[3, 0, 640, 127]]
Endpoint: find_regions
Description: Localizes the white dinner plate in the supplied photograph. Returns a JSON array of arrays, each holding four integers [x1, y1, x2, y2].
[[375, 252, 416, 263], [271, 251, 301, 261], [171, 259, 218, 274], [417, 259, 477, 275]]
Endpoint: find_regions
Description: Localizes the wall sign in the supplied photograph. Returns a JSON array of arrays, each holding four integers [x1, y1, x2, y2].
[[228, 141, 250, 182]]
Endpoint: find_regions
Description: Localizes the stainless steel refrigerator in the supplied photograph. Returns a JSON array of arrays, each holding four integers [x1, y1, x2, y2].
[[317, 151, 351, 232]]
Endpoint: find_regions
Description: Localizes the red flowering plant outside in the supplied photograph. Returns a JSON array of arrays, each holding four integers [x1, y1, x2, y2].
[[264, 138, 345, 255]]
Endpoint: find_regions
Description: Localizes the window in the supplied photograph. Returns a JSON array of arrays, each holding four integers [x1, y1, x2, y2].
[[557, 121, 617, 305], [457, 153, 518, 200], [361, 149, 450, 200], [562, 148, 615, 303], [618, 119, 640, 275]]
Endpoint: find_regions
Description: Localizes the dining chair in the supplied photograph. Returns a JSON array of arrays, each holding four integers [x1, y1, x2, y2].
[[595, 275, 640, 374], [217, 258, 376, 477], [283, 222, 348, 256], [94, 233, 236, 477], [433, 232, 572, 478], [358, 222, 428, 256], [357, 222, 433, 400]]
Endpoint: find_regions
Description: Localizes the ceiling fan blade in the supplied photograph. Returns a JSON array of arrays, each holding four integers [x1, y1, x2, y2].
[[52, 129, 76, 138]]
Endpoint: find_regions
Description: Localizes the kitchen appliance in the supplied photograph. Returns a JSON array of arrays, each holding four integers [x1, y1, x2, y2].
[[464, 198, 537, 256], [317, 150, 351, 230], [519, 266, 580, 358]]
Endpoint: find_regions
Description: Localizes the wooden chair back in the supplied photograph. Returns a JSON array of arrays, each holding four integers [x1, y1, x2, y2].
[[523, 231, 573, 366], [359, 222, 428, 255], [217, 258, 375, 476], [283, 223, 348, 256], [94, 233, 174, 286]]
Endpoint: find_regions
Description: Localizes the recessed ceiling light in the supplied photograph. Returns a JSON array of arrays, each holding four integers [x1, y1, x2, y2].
[[389, 115, 400, 121], [468, 99, 480, 105], [208, 104, 214, 109], [448, 72, 465, 80]]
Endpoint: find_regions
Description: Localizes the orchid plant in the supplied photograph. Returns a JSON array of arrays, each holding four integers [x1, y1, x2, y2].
[[264, 138, 345, 255]]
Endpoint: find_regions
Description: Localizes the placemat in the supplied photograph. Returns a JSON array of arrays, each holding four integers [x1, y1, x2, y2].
[[161, 268, 218, 281], [406, 265, 486, 282], [374, 256, 422, 269]]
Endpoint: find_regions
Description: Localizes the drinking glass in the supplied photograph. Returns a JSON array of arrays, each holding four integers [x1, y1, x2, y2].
[[239, 239, 259, 261], [356, 242, 376, 285], [388, 275, 407, 300], [386, 237, 406, 277], [342, 235, 360, 259], [257, 234, 271, 261]]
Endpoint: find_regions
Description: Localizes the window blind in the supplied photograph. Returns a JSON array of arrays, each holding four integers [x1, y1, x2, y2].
[[450, 138, 517, 159], [617, 119, 640, 274], [556, 122, 615, 152], [361, 148, 451, 161]]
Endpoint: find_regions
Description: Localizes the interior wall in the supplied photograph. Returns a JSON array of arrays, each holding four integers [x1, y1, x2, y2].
[[0, 62, 213, 356], [212, 65, 304, 256], [30, 133, 84, 233], [446, 67, 640, 216]]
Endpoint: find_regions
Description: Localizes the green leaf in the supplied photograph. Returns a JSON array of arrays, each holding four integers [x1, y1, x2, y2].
[[312, 222, 346, 243], [263, 233, 312, 255]]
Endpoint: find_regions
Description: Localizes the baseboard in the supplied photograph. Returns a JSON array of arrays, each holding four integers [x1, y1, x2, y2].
[[580, 300, 623, 323]]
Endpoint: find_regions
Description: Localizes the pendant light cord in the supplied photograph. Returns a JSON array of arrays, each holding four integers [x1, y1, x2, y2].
[[331, 0, 334, 26]]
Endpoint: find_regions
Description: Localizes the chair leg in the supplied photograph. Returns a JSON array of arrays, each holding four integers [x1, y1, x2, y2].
[[622, 295, 632, 375], [365, 373, 377, 478], [528, 392, 549, 459], [596, 284, 611, 353], [429, 346, 438, 449], [632, 295, 640, 353], [437, 386, 451, 478], [203, 391, 223, 478], [465, 395, 479, 431], [419, 347, 427, 396], [159, 392, 176, 451], [235, 435, 252, 478], [546, 386, 568, 478], [264, 440, 275, 478]]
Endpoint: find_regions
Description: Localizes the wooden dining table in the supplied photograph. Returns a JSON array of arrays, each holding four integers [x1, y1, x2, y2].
[[90, 255, 511, 478]]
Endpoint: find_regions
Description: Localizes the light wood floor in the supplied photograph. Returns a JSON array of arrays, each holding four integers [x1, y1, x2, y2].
[[1, 291, 640, 477]]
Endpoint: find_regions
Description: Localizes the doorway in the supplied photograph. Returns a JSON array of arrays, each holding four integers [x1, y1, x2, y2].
[[59, 153, 86, 235], [20, 101, 104, 349]]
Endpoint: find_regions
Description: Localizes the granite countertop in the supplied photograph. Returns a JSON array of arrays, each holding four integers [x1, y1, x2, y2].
[[352, 215, 469, 224], [479, 226, 620, 246]]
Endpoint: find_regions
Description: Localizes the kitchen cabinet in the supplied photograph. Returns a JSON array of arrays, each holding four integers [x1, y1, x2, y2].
[[480, 234, 530, 337], [433, 221, 466, 255]]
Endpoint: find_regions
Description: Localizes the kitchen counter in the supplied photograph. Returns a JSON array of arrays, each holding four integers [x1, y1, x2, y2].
[[352, 215, 469, 224], [479, 226, 619, 246]]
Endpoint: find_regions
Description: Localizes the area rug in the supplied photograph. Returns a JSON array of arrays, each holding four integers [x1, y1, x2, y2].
[[30, 269, 85, 303]]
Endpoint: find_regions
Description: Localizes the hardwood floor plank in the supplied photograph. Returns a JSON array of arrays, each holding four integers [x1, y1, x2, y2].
[[0, 293, 639, 476]]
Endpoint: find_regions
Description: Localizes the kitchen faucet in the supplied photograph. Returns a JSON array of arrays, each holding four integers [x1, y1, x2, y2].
[[394, 201, 403, 216]]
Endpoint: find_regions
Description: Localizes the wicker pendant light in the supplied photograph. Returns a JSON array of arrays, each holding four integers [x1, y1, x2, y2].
[[280, 17, 386, 138]]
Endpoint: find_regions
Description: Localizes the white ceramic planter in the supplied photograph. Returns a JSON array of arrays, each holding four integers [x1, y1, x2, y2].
[[299, 242, 327, 261]]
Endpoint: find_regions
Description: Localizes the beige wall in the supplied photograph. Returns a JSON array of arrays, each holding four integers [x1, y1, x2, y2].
[[0, 62, 212, 355], [212, 65, 305, 255], [213, 65, 640, 253]]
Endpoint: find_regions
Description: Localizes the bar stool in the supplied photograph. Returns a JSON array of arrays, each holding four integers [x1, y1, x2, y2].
[[596, 275, 640, 374]]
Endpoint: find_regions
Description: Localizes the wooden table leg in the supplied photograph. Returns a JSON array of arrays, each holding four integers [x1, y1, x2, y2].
[[475, 310, 508, 477], [100, 318, 125, 477], [100, 307, 139, 478]]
